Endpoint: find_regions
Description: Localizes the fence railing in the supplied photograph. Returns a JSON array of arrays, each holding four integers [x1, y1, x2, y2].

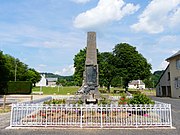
[[10, 103, 172, 128]]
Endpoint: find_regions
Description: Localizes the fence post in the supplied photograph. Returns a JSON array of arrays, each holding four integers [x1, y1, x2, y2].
[[10, 104, 14, 127], [101, 104, 103, 128], [169, 104, 173, 128], [135, 105, 138, 128], [3, 95, 6, 111], [80, 106, 82, 128]]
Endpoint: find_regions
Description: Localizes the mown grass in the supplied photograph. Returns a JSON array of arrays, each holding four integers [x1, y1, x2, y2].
[[32, 86, 156, 96], [32, 86, 79, 95], [0, 106, 11, 113]]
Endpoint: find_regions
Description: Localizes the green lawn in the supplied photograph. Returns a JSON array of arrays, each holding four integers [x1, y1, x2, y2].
[[32, 86, 79, 95], [32, 86, 156, 96]]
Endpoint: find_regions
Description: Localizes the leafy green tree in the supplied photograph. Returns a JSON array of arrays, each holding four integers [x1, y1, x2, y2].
[[3, 54, 17, 81], [73, 48, 101, 86], [99, 52, 117, 92], [25, 68, 41, 87], [113, 43, 151, 91], [0, 51, 9, 94], [4, 54, 29, 81], [143, 70, 164, 88], [57, 79, 67, 86], [73, 48, 86, 86], [111, 76, 124, 88]]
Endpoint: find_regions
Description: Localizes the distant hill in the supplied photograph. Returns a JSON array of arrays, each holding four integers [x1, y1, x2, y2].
[[41, 72, 73, 81]]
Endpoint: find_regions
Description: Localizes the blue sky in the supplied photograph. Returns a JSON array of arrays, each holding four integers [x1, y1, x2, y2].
[[0, 0, 180, 76]]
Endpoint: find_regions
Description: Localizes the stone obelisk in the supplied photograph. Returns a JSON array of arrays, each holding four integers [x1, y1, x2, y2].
[[85, 32, 97, 65], [77, 32, 99, 103]]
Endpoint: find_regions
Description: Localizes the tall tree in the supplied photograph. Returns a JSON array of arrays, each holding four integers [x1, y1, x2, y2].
[[113, 43, 151, 91], [0, 51, 9, 94], [25, 68, 41, 87], [73, 48, 86, 86], [73, 48, 101, 86], [99, 52, 117, 92]]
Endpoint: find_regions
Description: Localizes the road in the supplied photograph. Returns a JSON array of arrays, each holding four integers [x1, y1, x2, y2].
[[0, 96, 180, 135]]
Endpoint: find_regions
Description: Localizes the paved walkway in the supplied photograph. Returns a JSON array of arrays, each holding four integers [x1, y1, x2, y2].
[[0, 96, 180, 135]]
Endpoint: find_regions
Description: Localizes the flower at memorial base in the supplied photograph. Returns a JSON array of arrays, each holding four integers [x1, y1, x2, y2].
[[31, 115, 36, 118], [144, 114, 149, 117], [118, 95, 129, 105]]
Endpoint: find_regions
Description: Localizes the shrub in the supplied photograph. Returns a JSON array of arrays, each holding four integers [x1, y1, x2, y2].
[[74, 98, 84, 105], [44, 99, 66, 105], [99, 89, 107, 93], [98, 95, 111, 105], [7, 81, 32, 94], [128, 93, 154, 105]]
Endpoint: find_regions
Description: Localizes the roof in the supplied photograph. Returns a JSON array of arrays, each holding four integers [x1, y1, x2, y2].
[[155, 64, 169, 87], [46, 78, 58, 82], [128, 80, 145, 85], [166, 50, 180, 61]]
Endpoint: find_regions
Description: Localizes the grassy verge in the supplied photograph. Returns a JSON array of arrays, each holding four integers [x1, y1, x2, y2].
[[32, 86, 156, 96], [32, 86, 79, 95], [0, 106, 11, 113]]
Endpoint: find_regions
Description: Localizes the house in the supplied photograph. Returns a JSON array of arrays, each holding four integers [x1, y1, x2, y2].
[[128, 80, 145, 89], [36, 74, 58, 87], [156, 50, 180, 98], [46, 78, 58, 86], [36, 74, 47, 87]]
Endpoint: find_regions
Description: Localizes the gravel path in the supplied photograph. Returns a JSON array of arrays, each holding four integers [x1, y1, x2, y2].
[[0, 96, 180, 135]]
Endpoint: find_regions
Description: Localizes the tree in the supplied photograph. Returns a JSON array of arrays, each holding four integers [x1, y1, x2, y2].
[[25, 68, 41, 87], [113, 43, 151, 91], [73, 48, 86, 86], [143, 70, 164, 88], [99, 52, 117, 92], [73, 48, 101, 86], [4, 54, 29, 81], [0, 51, 9, 94]]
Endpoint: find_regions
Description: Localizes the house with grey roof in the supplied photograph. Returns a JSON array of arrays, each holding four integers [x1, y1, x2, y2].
[[46, 78, 58, 86], [156, 50, 180, 98], [128, 80, 145, 89], [36, 74, 58, 87]]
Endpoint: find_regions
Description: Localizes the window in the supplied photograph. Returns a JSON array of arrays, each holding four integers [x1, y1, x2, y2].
[[174, 77, 180, 89], [168, 72, 170, 81], [176, 59, 180, 69]]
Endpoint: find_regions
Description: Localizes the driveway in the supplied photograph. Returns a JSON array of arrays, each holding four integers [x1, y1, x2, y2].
[[0, 96, 179, 135]]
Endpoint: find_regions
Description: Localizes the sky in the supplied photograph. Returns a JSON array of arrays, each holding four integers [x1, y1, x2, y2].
[[0, 0, 180, 76]]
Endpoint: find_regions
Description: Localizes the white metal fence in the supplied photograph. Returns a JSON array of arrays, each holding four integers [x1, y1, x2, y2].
[[10, 103, 172, 128]]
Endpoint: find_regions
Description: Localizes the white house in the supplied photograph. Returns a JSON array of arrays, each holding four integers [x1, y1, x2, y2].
[[128, 80, 145, 89], [36, 74, 47, 87], [156, 50, 180, 98], [46, 78, 58, 86]]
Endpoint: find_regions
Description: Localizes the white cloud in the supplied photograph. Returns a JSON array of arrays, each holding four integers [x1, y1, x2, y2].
[[131, 0, 180, 34], [55, 65, 75, 76], [158, 35, 177, 44], [158, 61, 169, 70], [71, 0, 91, 4], [74, 0, 139, 29], [170, 7, 180, 27], [38, 64, 47, 67]]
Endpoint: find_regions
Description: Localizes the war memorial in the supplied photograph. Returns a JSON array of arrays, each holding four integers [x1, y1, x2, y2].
[[8, 32, 172, 128]]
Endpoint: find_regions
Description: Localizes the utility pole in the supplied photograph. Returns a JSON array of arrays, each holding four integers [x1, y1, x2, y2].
[[15, 59, 17, 81]]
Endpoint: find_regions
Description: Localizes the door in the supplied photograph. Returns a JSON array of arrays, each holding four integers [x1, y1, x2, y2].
[[167, 86, 171, 97], [162, 86, 166, 97]]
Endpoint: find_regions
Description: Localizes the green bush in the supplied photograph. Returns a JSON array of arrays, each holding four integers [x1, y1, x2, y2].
[[99, 89, 107, 93], [44, 99, 66, 105], [7, 81, 32, 94], [128, 93, 154, 105], [98, 95, 111, 105]]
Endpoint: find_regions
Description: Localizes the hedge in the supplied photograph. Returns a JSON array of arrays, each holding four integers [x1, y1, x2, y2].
[[6, 81, 32, 94]]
